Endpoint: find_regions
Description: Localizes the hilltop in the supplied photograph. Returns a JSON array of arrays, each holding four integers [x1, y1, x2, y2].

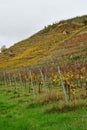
[[0, 15, 87, 70]]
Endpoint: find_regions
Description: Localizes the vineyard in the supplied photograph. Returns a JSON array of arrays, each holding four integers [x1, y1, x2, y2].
[[0, 60, 87, 105], [0, 15, 87, 129]]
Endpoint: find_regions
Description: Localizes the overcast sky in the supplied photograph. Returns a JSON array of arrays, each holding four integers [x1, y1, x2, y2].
[[0, 0, 87, 48]]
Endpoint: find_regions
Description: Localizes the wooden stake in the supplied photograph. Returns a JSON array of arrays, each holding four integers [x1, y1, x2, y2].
[[29, 71, 36, 98], [58, 66, 68, 103], [39, 68, 47, 99]]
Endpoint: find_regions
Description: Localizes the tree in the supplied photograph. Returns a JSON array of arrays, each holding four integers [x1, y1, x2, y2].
[[1, 45, 7, 53]]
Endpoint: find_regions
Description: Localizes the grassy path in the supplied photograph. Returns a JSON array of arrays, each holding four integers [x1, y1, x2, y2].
[[0, 90, 87, 130]]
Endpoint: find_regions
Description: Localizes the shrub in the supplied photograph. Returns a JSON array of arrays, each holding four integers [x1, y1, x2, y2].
[[84, 20, 87, 25]]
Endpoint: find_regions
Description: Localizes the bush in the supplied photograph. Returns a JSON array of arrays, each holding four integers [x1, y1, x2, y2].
[[84, 20, 87, 25]]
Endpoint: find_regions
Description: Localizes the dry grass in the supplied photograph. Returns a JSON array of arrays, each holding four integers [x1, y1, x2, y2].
[[0, 15, 87, 70]]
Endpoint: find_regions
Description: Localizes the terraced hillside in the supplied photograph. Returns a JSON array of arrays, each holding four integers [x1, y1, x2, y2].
[[0, 15, 87, 70]]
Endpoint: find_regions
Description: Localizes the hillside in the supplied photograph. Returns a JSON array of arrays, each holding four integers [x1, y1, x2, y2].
[[0, 15, 87, 70]]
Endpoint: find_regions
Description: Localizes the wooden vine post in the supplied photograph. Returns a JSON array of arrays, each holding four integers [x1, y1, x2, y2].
[[18, 71, 24, 92], [29, 70, 36, 99], [86, 82, 87, 97], [39, 68, 47, 100], [58, 66, 68, 103], [8, 72, 12, 91], [13, 72, 17, 93], [3, 71, 7, 90]]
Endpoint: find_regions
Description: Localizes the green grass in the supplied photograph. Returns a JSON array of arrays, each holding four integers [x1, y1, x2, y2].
[[0, 88, 87, 130]]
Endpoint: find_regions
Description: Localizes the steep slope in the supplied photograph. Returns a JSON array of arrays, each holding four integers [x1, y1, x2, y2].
[[0, 15, 87, 70]]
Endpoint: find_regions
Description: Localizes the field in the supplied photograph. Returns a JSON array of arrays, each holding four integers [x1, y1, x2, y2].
[[0, 57, 87, 130], [0, 88, 87, 130], [0, 61, 87, 130]]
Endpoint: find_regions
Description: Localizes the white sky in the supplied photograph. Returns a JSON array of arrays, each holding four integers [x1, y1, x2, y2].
[[0, 0, 87, 48]]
